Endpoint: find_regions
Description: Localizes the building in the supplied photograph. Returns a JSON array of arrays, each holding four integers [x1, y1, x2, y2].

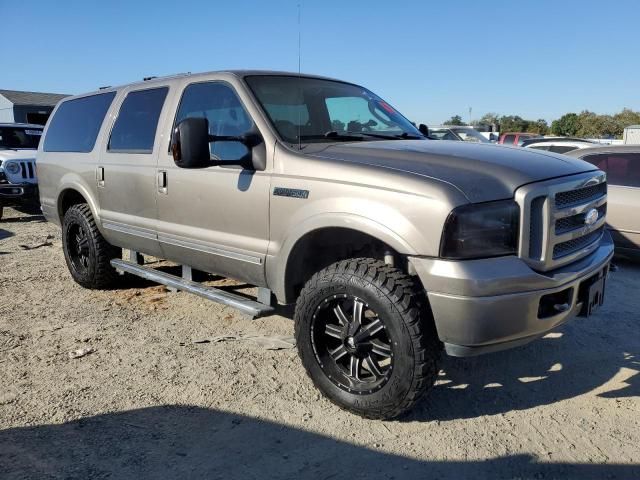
[[0, 89, 69, 125]]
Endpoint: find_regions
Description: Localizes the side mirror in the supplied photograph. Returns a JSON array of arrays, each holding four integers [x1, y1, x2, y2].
[[418, 124, 429, 137], [171, 117, 211, 168], [172, 117, 266, 170]]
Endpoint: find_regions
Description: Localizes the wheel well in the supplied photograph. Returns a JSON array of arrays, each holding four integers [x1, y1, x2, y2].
[[283, 227, 404, 302], [58, 189, 88, 220]]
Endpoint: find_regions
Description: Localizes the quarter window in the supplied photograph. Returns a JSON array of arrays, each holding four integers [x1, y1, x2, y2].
[[174, 82, 253, 162], [43, 92, 116, 152], [582, 152, 640, 187], [108, 87, 168, 153]]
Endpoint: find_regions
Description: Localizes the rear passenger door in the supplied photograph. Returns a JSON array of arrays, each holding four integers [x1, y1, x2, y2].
[[582, 152, 640, 249], [97, 86, 171, 257]]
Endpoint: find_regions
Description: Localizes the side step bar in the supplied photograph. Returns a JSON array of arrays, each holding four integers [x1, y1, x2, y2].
[[111, 259, 274, 318]]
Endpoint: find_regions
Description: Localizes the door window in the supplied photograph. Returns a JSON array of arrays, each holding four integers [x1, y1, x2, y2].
[[108, 87, 168, 153], [582, 152, 640, 187], [502, 134, 515, 144], [174, 82, 253, 162]]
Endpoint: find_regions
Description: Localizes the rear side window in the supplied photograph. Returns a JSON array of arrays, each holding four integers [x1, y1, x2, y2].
[[582, 152, 640, 187], [43, 92, 116, 152], [503, 134, 515, 144], [108, 87, 168, 153]]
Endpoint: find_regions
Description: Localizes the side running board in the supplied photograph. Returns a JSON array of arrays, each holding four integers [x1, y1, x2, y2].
[[110, 259, 274, 318]]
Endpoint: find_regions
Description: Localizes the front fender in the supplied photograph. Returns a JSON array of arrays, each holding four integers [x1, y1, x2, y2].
[[266, 211, 422, 303]]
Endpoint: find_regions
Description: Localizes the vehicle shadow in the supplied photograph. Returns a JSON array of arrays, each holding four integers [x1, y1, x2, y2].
[[0, 406, 637, 480], [0, 228, 14, 241]]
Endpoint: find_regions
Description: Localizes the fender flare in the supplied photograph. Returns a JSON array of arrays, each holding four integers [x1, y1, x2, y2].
[[56, 174, 101, 228], [267, 212, 420, 303]]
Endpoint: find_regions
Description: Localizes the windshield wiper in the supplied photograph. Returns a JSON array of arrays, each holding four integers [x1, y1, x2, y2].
[[298, 132, 365, 142], [342, 131, 424, 140]]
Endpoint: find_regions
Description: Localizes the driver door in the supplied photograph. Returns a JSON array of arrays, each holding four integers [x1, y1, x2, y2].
[[155, 80, 271, 286]]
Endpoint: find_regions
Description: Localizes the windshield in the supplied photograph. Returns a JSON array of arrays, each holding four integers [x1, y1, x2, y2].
[[245, 75, 423, 144], [451, 128, 489, 143], [0, 126, 43, 149], [428, 128, 459, 141]]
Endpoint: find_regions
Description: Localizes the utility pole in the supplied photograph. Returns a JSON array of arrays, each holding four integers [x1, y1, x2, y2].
[[468, 107, 472, 125]]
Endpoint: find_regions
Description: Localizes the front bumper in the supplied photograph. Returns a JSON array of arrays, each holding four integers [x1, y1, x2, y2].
[[410, 230, 614, 357], [0, 182, 39, 207]]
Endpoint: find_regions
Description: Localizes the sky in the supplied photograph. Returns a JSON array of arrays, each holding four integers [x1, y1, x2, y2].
[[3, 0, 639, 125]]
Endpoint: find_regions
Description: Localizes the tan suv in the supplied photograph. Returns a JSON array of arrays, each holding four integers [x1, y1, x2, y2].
[[37, 71, 613, 419], [566, 145, 640, 256]]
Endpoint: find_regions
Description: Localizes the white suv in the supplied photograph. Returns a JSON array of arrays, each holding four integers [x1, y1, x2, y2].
[[0, 123, 42, 219]]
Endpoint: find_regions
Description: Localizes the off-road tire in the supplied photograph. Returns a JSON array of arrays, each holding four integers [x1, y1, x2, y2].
[[294, 258, 440, 419], [62, 203, 121, 289]]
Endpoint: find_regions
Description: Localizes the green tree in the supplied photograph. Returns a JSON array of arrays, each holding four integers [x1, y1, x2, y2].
[[499, 115, 529, 133], [551, 113, 579, 136], [613, 108, 640, 134], [443, 115, 466, 126], [473, 112, 499, 128], [331, 119, 345, 132]]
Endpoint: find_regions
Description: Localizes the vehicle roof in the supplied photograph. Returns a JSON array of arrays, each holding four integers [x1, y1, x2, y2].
[[0, 122, 44, 129], [429, 125, 475, 130], [501, 132, 538, 136], [564, 144, 640, 157], [62, 70, 351, 101], [522, 137, 595, 146]]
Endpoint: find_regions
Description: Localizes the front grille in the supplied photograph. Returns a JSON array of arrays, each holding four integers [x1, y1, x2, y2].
[[555, 182, 606, 208], [555, 204, 607, 235], [553, 227, 604, 259], [519, 172, 607, 271], [20, 161, 35, 179]]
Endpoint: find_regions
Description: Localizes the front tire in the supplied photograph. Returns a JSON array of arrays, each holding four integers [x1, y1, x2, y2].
[[62, 204, 121, 289], [294, 258, 440, 419]]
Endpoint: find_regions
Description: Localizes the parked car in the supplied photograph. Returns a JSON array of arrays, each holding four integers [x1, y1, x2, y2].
[[522, 137, 597, 154], [428, 126, 490, 143], [498, 132, 540, 146], [565, 145, 640, 255], [37, 70, 613, 419], [0, 123, 42, 220]]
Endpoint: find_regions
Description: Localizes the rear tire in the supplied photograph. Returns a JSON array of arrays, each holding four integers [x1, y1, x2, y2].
[[294, 258, 440, 419], [62, 204, 121, 289]]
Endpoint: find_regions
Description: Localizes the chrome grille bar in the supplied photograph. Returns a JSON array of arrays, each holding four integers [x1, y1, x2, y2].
[[515, 171, 607, 272]]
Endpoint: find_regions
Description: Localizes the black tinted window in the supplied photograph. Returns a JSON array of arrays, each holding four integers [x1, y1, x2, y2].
[[43, 92, 116, 152], [108, 87, 168, 153], [582, 152, 640, 187], [0, 127, 42, 149], [175, 82, 252, 162], [549, 145, 578, 154]]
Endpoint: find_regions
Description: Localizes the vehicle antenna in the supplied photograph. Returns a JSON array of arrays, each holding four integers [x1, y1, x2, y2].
[[297, 1, 302, 151]]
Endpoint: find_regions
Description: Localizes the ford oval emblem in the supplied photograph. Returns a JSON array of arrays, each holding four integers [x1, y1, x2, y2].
[[584, 208, 599, 226]]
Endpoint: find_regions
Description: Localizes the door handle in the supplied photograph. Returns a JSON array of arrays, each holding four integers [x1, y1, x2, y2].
[[157, 170, 168, 194], [96, 167, 105, 187]]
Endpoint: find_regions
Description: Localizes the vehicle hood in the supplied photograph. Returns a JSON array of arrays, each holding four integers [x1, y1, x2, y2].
[[0, 149, 37, 162], [308, 140, 597, 202]]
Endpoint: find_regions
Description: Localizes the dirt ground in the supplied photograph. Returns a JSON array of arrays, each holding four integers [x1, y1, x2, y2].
[[0, 207, 638, 480]]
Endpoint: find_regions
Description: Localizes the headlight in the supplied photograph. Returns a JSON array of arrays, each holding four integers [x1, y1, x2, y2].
[[440, 200, 520, 260], [5, 162, 20, 175]]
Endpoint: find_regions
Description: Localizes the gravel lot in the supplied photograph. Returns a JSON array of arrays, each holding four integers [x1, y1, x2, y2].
[[1, 207, 638, 479]]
